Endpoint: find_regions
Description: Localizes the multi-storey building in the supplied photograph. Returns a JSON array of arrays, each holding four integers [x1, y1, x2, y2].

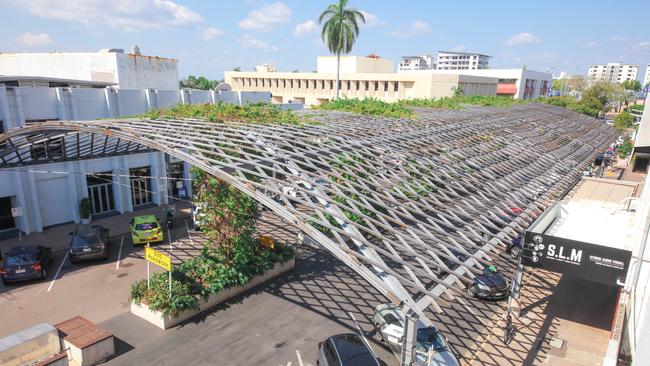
[[0, 47, 179, 90], [435, 51, 490, 70], [643, 64, 650, 87], [587, 63, 639, 84], [398, 55, 436, 71], [225, 56, 498, 106]]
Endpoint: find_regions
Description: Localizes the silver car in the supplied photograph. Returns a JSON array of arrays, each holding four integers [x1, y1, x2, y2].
[[373, 303, 460, 366]]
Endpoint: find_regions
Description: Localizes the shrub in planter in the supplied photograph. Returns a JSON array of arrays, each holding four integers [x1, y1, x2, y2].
[[79, 197, 92, 222]]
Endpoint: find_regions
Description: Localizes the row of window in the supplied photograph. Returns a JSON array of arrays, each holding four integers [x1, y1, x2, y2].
[[235, 78, 401, 94]]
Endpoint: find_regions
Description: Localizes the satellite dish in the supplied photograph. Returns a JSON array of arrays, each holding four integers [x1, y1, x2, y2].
[[215, 82, 231, 92]]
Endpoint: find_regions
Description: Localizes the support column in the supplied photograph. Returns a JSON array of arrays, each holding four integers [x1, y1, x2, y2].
[[0, 86, 12, 131], [184, 161, 193, 199], [25, 170, 43, 233], [66, 162, 80, 223], [12, 170, 30, 234]]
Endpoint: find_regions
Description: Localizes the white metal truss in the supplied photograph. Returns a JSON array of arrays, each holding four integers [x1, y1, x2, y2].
[[0, 103, 616, 322]]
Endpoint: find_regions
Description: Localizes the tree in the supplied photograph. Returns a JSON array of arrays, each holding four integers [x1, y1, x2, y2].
[[622, 79, 642, 92], [180, 75, 220, 90], [613, 111, 635, 130], [232, 66, 241, 72], [319, 0, 365, 99], [582, 82, 621, 115]]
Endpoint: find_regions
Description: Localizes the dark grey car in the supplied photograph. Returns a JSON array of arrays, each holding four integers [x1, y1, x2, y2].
[[1, 245, 52, 285], [317, 333, 380, 366], [68, 224, 110, 263]]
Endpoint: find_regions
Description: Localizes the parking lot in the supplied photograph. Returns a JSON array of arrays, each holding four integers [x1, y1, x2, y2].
[[1, 205, 617, 366]]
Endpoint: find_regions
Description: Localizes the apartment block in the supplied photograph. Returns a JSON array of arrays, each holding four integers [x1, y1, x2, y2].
[[436, 51, 490, 70], [398, 55, 436, 71], [587, 63, 639, 84]]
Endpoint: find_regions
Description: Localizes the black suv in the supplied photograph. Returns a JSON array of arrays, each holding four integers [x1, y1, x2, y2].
[[68, 224, 110, 263]]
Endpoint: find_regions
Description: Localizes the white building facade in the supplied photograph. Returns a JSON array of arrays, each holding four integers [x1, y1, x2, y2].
[[436, 51, 490, 70], [643, 64, 650, 87], [0, 82, 270, 235], [0, 48, 179, 90], [398, 55, 436, 71], [588, 63, 639, 84]]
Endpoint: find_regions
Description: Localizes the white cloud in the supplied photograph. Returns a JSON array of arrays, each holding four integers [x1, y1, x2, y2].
[[238, 2, 291, 31], [293, 20, 317, 37], [238, 34, 278, 52], [638, 41, 650, 48], [16, 31, 52, 46], [584, 41, 598, 48], [505, 32, 542, 45], [202, 27, 223, 41], [389, 20, 431, 37], [359, 11, 384, 27], [450, 44, 465, 52], [7, 0, 203, 32]]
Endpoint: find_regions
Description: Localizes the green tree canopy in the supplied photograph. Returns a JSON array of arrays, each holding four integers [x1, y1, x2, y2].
[[319, 0, 365, 98], [622, 79, 642, 92], [180, 75, 222, 90], [613, 111, 635, 130]]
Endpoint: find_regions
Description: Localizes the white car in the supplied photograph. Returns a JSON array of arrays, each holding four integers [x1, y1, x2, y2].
[[373, 303, 460, 366]]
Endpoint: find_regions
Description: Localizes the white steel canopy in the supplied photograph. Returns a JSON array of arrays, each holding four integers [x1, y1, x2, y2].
[[0, 104, 616, 322]]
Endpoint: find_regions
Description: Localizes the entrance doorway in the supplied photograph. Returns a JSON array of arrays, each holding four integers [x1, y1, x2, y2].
[[130, 167, 152, 207], [0, 197, 16, 231], [87, 173, 116, 216]]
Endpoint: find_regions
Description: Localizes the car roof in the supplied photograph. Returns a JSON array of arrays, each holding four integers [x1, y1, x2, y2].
[[133, 215, 158, 223], [8, 245, 39, 255], [328, 333, 379, 366]]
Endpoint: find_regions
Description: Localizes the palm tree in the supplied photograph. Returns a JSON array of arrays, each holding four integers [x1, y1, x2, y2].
[[318, 0, 365, 99]]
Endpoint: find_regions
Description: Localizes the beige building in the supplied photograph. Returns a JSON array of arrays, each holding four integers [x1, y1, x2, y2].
[[224, 56, 497, 105]]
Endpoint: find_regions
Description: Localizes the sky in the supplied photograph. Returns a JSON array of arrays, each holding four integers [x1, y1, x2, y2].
[[1, 0, 649, 82]]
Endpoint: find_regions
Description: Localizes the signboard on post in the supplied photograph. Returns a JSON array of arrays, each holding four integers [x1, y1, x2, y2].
[[145, 247, 172, 271], [522, 231, 632, 285]]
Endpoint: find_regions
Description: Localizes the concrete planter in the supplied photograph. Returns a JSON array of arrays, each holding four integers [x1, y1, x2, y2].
[[131, 257, 295, 329]]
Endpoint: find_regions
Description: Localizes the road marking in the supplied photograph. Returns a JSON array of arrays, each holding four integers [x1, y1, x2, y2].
[[115, 236, 125, 270], [47, 252, 68, 292], [184, 219, 193, 248], [296, 350, 304, 366]]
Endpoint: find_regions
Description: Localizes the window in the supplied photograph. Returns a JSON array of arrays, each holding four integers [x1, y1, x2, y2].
[[323, 341, 338, 365], [29, 137, 64, 160]]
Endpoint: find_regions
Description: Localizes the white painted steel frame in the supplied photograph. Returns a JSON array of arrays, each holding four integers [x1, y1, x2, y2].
[[0, 104, 616, 322]]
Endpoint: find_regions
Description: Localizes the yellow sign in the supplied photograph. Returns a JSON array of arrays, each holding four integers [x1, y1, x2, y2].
[[145, 247, 171, 271]]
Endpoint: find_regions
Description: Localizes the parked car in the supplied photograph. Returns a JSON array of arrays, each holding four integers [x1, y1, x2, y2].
[[466, 262, 510, 300], [130, 215, 164, 245], [0, 245, 52, 285], [316, 333, 380, 366], [68, 224, 110, 263], [373, 303, 460, 366], [441, 249, 509, 300]]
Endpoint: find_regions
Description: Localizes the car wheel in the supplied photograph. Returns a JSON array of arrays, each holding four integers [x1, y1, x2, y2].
[[467, 284, 476, 297], [510, 246, 521, 259]]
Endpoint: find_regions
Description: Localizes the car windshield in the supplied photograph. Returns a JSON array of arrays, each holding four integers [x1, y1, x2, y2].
[[71, 235, 99, 247], [5, 253, 36, 266], [135, 222, 158, 230], [416, 327, 448, 353]]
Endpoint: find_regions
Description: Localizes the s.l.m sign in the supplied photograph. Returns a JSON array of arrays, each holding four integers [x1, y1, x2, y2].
[[522, 231, 632, 286]]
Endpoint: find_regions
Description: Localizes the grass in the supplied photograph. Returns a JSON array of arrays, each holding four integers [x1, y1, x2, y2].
[[137, 102, 314, 126], [399, 95, 528, 110]]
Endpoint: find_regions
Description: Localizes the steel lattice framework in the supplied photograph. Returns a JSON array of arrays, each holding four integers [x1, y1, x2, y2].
[[0, 103, 615, 322]]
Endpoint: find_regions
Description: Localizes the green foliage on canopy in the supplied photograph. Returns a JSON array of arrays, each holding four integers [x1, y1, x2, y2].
[[180, 75, 222, 90]]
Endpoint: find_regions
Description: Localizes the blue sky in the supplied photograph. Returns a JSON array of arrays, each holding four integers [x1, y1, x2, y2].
[[1, 0, 649, 81]]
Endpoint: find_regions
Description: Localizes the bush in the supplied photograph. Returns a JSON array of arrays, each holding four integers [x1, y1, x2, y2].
[[614, 111, 635, 130], [314, 97, 415, 118], [399, 95, 526, 110], [137, 102, 313, 126], [536, 95, 602, 117], [129, 245, 294, 315]]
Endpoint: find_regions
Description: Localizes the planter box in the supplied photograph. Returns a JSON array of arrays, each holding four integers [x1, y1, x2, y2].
[[131, 257, 295, 329]]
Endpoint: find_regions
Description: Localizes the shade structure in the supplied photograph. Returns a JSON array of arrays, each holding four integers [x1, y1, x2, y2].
[[0, 103, 616, 322]]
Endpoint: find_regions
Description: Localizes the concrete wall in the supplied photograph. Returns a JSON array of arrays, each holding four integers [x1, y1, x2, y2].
[[0, 323, 60, 366], [0, 51, 178, 90], [317, 56, 394, 74]]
